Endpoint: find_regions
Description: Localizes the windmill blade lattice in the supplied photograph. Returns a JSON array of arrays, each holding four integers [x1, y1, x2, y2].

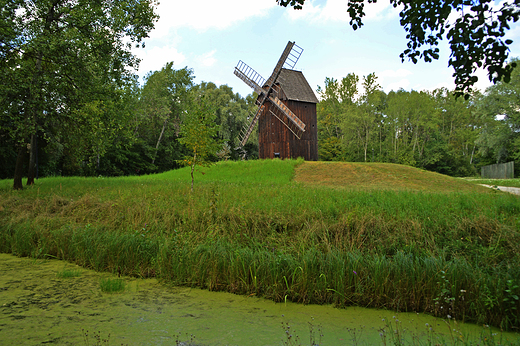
[[234, 41, 306, 146], [283, 43, 303, 70], [234, 61, 265, 96]]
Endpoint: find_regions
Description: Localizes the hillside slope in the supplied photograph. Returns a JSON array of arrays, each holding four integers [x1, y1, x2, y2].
[[294, 161, 491, 193]]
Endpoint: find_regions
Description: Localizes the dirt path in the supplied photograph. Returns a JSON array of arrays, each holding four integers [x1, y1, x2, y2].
[[480, 184, 520, 195]]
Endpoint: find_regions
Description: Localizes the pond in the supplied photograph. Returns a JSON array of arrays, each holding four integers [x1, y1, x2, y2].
[[0, 253, 517, 345]]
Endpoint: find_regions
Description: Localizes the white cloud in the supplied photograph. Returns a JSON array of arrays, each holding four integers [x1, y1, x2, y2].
[[286, 0, 399, 23], [150, 0, 277, 37], [379, 68, 413, 78], [385, 79, 410, 92], [363, 0, 399, 21], [134, 45, 186, 78], [376, 69, 412, 92], [285, 0, 322, 21], [197, 50, 217, 67]]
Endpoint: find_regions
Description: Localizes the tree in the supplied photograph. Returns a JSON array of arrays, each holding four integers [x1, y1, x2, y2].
[[357, 73, 384, 162], [429, 88, 479, 176], [316, 74, 359, 160], [138, 62, 194, 170], [178, 93, 221, 192], [475, 59, 520, 165], [385, 90, 438, 166], [316, 73, 484, 176], [317, 73, 385, 162], [1, 0, 158, 189], [278, 0, 519, 97], [191, 82, 256, 160]]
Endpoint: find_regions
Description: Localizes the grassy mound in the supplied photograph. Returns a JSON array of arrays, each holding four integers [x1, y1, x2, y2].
[[1, 159, 519, 330], [294, 161, 490, 193]]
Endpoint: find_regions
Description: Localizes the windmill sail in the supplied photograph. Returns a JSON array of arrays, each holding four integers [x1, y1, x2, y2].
[[234, 41, 307, 146], [239, 104, 264, 147], [269, 95, 305, 132], [234, 61, 265, 96], [284, 43, 303, 69], [265, 41, 295, 89]]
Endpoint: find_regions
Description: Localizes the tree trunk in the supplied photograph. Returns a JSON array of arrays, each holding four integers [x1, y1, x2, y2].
[[13, 145, 25, 190], [190, 163, 195, 192], [190, 152, 197, 192], [27, 134, 37, 185], [152, 118, 168, 165], [15, 1, 57, 189]]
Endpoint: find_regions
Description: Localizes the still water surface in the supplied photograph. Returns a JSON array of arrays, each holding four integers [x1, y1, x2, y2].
[[0, 253, 517, 345]]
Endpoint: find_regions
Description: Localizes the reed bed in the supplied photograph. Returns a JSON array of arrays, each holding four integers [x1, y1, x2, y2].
[[1, 159, 519, 331]]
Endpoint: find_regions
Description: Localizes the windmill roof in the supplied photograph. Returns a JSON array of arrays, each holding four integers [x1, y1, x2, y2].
[[276, 69, 319, 104]]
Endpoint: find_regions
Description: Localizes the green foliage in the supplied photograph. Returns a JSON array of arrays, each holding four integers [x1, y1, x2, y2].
[[137, 62, 194, 171], [192, 82, 256, 159], [316, 74, 487, 176], [278, 0, 519, 96], [318, 137, 342, 161], [178, 93, 221, 191], [475, 59, 520, 168]]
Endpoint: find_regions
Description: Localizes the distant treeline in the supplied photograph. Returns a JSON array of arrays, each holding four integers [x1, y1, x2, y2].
[[2, 60, 519, 180], [316, 63, 520, 177]]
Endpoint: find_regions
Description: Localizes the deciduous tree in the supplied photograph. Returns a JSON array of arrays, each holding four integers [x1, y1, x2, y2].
[[1, 0, 158, 189], [138, 62, 194, 169], [178, 93, 221, 192], [192, 82, 256, 160]]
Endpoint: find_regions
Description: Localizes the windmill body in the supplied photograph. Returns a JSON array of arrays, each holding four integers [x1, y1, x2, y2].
[[234, 41, 319, 161]]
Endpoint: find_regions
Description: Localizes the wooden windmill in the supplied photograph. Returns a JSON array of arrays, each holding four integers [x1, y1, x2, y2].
[[234, 41, 319, 160]]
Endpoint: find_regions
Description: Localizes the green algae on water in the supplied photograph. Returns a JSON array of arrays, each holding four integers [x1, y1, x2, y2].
[[0, 254, 519, 345]]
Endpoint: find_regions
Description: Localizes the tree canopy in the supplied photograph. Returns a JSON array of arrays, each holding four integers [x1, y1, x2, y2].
[[278, 0, 519, 97], [0, 0, 158, 189], [316, 72, 482, 176]]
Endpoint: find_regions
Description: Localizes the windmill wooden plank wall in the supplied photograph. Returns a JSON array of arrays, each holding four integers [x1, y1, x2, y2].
[[234, 41, 319, 161], [258, 69, 318, 160]]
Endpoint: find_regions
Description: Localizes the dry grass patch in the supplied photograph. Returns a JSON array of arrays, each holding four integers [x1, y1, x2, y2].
[[294, 162, 491, 193]]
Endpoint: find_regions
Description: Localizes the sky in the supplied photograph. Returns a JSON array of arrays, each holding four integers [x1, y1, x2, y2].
[[132, 0, 520, 99]]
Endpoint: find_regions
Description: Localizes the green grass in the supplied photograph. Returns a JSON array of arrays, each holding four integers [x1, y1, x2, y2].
[[56, 267, 82, 278], [99, 277, 126, 293], [1, 159, 519, 330]]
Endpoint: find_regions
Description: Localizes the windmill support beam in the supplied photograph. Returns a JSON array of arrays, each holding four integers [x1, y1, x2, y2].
[[265, 41, 295, 88]]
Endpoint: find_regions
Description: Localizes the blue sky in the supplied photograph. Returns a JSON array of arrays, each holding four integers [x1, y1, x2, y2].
[[132, 0, 520, 98]]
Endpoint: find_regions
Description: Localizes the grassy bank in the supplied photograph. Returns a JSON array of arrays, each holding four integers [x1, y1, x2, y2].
[[1, 159, 519, 331]]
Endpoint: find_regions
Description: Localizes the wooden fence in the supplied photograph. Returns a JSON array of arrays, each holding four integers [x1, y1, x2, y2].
[[481, 161, 515, 179]]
